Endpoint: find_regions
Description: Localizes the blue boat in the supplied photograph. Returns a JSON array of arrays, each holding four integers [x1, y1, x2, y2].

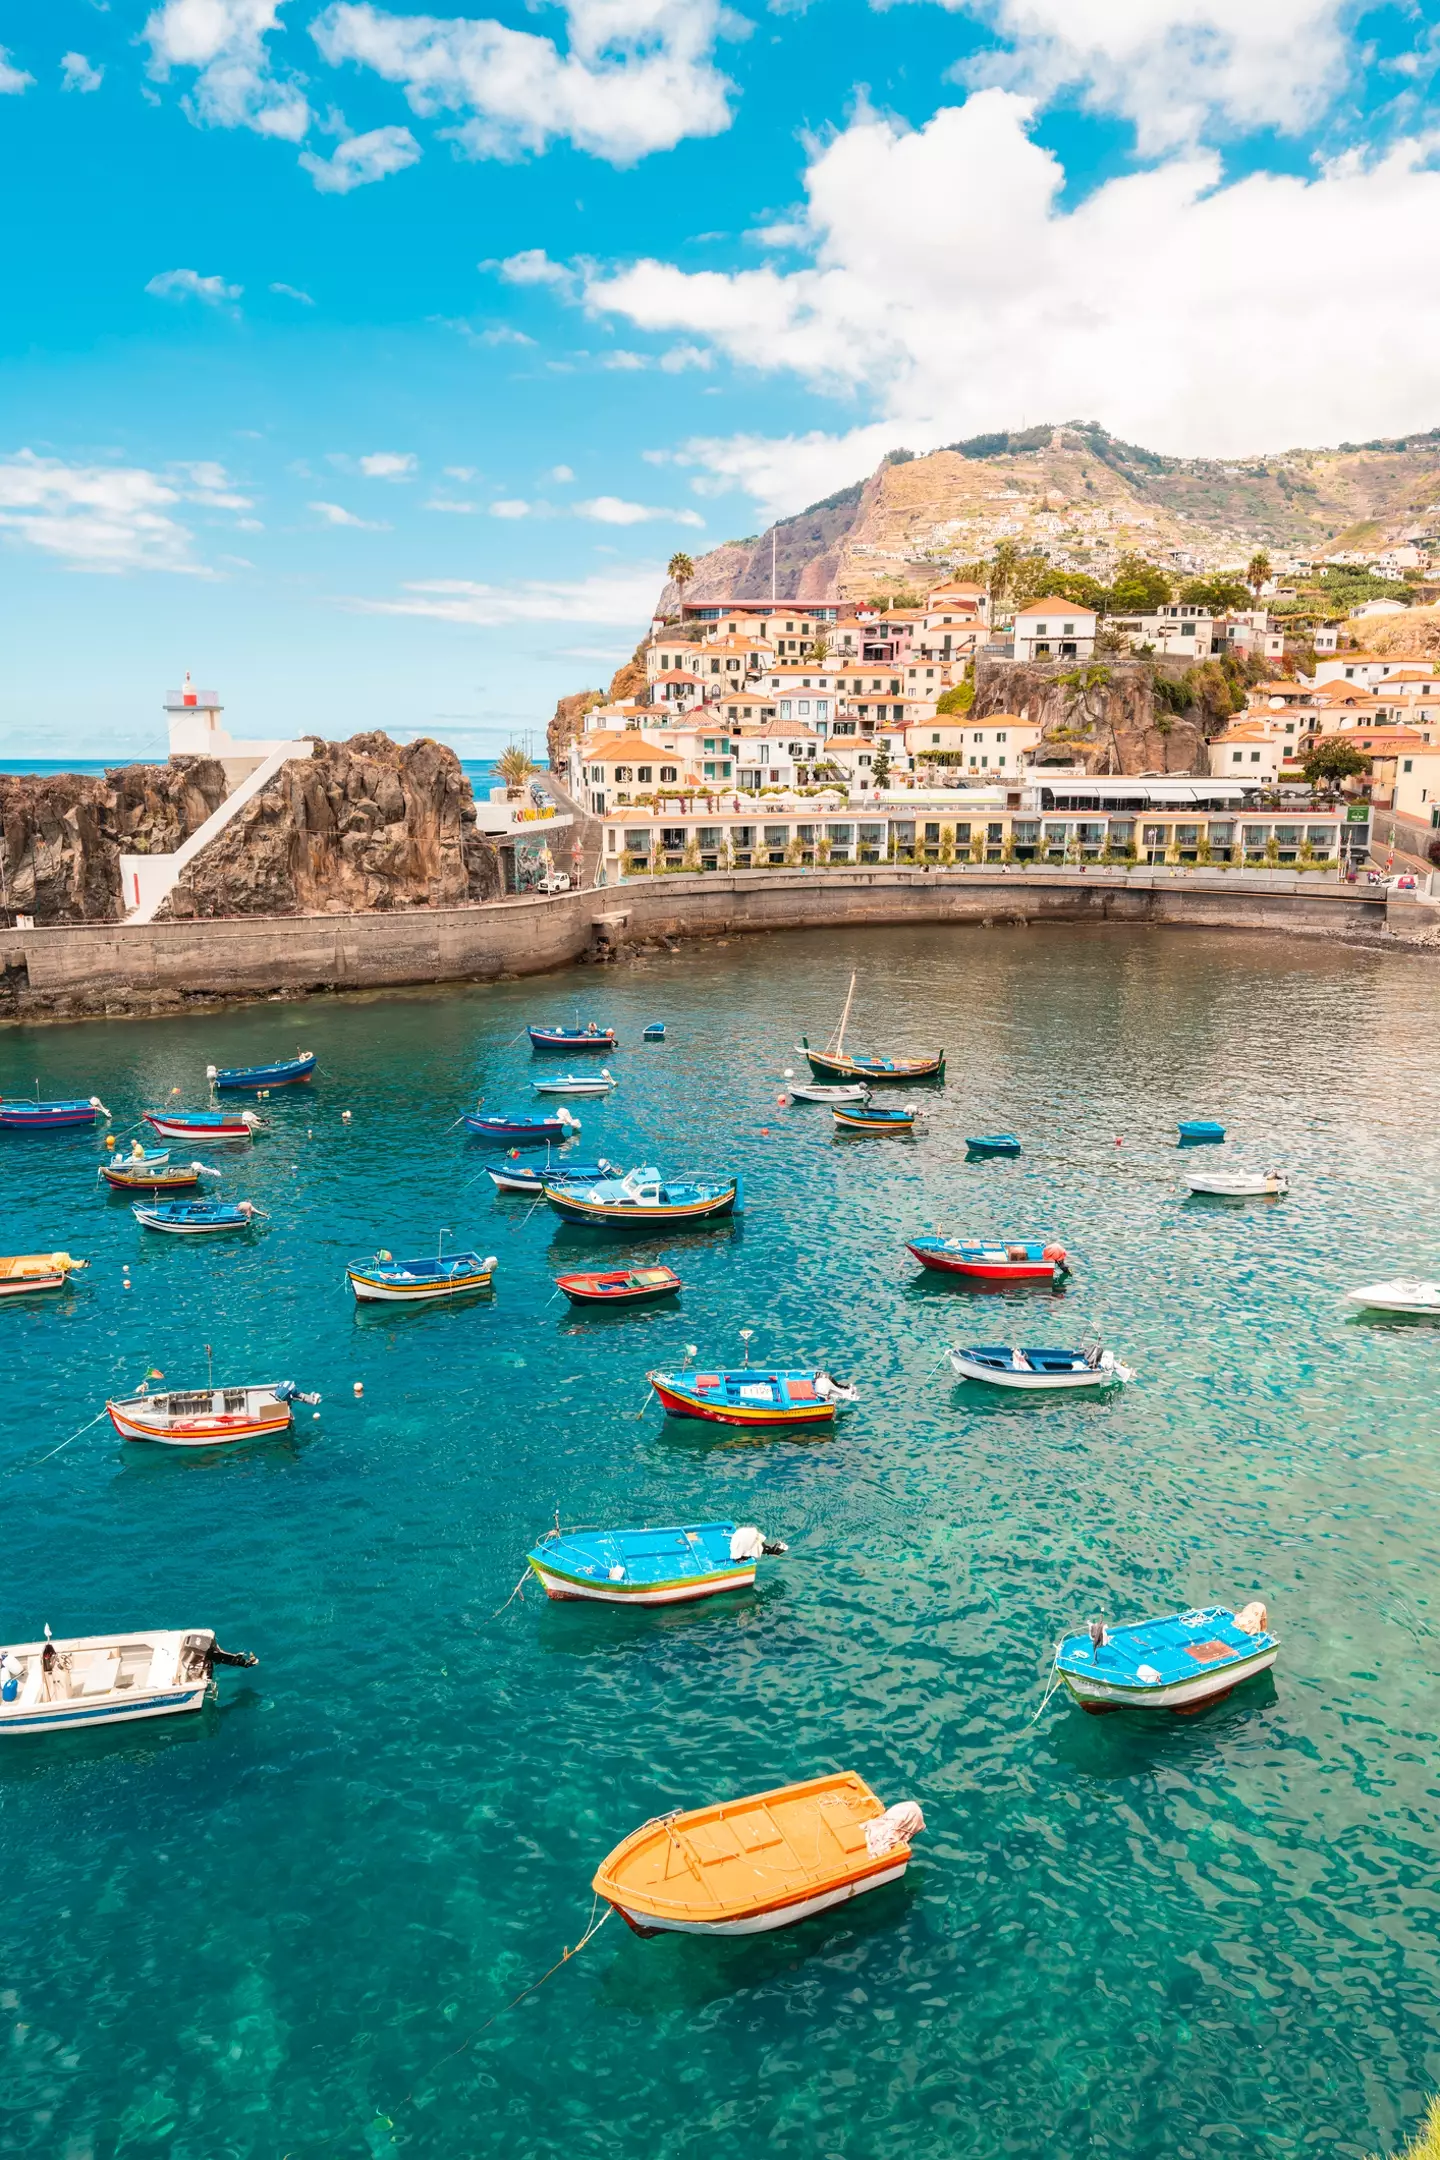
[[528, 1024, 616, 1053], [464, 1108, 582, 1144], [643, 1022, 666, 1041], [966, 1133, 1022, 1156], [0, 1095, 109, 1131], [207, 1052, 315, 1091], [485, 1157, 616, 1194], [1178, 1119, 1225, 1144], [526, 1520, 785, 1605], [543, 1165, 741, 1227], [1051, 1603, 1278, 1715], [346, 1247, 497, 1302], [132, 1200, 262, 1236]]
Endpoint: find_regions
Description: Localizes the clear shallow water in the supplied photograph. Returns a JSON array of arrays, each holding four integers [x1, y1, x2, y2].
[[3, 923, 1440, 2160]]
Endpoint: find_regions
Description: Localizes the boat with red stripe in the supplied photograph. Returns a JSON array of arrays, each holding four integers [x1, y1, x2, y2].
[[647, 1363, 856, 1427], [907, 1236, 1069, 1283]]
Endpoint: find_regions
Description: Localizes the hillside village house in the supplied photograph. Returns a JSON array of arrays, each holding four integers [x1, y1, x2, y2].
[[735, 726, 822, 790], [1392, 744, 1440, 825], [1012, 600, 1098, 662], [1111, 603, 1216, 658], [574, 732, 694, 815], [1209, 722, 1286, 784]]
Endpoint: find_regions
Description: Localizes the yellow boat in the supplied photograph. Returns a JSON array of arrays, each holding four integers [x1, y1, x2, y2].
[[0, 1253, 86, 1299], [593, 1772, 924, 1937]]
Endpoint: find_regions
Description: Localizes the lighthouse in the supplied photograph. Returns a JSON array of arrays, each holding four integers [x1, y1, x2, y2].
[[164, 672, 228, 757]]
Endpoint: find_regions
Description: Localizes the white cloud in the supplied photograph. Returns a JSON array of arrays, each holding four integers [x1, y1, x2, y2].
[[577, 90, 1440, 517], [60, 52, 104, 93], [145, 267, 244, 306], [271, 280, 315, 303], [0, 452, 252, 574], [349, 565, 662, 624], [659, 343, 712, 372], [489, 498, 532, 517], [311, 0, 734, 167], [0, 47, 33, 94], [310, 499, 390, 528], [143, 0, 310, 140], [358, 451, 417, 479], [476, 324, 535, 345], [299, 122, 420, 190], [495, 247, 575, 290], [445, 465, 477, 480], [549, 464, 575, 482], [575, 495, 704, 526], [601, 350, 648, 371], [425, 497, 478, 512]]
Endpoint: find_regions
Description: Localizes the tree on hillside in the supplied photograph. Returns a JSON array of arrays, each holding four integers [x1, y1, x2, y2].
[[871, 741, 892, 786], [1247, 550, 1273, 598], [1106, 555, 1173, 612], [806, 634, 831, 661], [1045, 571, 1108, 611], [667, 552, 695, 600], [935, 680, 975, 715], [1302, 738, 1370, 788], [499, 745, 535, 794], [1178, 576, 1252, 612]]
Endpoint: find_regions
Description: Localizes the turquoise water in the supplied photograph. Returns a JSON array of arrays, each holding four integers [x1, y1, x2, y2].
[[4, 923, 1440, 2160]]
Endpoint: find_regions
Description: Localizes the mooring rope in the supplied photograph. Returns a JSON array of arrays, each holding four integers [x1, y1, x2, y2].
[[4, 1408, 109, 1479]]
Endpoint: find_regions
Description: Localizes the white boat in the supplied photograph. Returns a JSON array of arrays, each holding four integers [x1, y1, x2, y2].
[[1184, 1169, 1288, 1197], [0, 1626, 256, 1737], [948, 1341, 1134, 1390], [1346, 1278, 1440, 1315], [106, 1379, 314, 1446], [788, 1083, 872, 1104], [532, 1070, 618, 1097]]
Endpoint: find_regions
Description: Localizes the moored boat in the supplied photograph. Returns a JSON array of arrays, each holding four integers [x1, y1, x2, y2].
[[484, 1157, 616, 1195], [832, 1103, 918, 1134], [1051, 1602, 1277, 1715], [144, 1109, 263, 1144], [966, 1133, 1022, 1156], [907, 1237, 1068, 1283], [643, 1022, 666, 1041], [0, 1095, 109, 1131], [788, 1082, 871, 1104], [543, 1166, 741, 1227], [554, 1264, 681, 1305], [1178, 1118, 1225, 1143], [526, 1520, 784, 1605], [593, 1772, 925, 1936], [1345, 1278, 1440, 1316], [0, 1252, 87, 1298], [532, 1070, 617, 1097], [131, 1200, 261, 1236], [1184, 1168, 1287, 1197], [106, 1378, 314, 1446], [207, 1051, 315, 1090], [648, 1365, 855, 1426], [345, 1247, 497, 1302], [100, 1156, 217, 1192], [463, 1107, 582, 1144], [528, 1023, 617, 1053], [0, 1626, 257, 1737], [797, 970, 944, 1084], [947, 1341, 1133, 1390]]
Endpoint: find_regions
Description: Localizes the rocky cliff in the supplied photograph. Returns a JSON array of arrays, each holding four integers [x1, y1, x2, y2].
[[160, 734, 499, 918], [0, 759, 231, 924], [973, 657, 1228, 777], [546, 645, 653, 772]]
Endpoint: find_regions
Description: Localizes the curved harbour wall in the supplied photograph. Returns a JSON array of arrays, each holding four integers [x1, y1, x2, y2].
[[0, 866, 1398, 1021]]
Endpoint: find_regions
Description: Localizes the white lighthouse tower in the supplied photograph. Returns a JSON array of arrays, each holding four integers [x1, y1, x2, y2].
[[164, 672, 229, 757]]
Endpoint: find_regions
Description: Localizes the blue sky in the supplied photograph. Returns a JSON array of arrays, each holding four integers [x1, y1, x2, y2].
[[3, 0, 1439, 758]]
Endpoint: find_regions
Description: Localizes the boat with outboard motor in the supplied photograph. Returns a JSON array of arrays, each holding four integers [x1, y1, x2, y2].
[[144, 1108, 264, 1145], [208, 1051, 315, 1091], [947, 1341, 1133, 1390], [528, 1023, 616, 1053], [797, 971, 944, 1084], [833, 1102, 919, 1135], [543, 1165, 742, 1228], [0, 1626, 258, 1737], [0, 1252, 87, 1298], [106, 1378, 316, 1446], [648, 1364, 855, 1427], [463, 1107, 582, 1144], [1184, 1168, 1287, 1197], [532, 1070, 617, 1097], [526, 1519, 784, 1604], [485, 1157, 616, 1195], [555, 1265, 681, 1306], [0, 1095, 109, 1131], [131, 1200, 262, 1236], [1050, 1602, 1277, 1715], [907, 1237, 1069, 1283], [593, 1772, 924, 1937], [1345, 1278, 1440, 1316], [345, 1246, 497, 1302], [100, 1154, 218, 1192]]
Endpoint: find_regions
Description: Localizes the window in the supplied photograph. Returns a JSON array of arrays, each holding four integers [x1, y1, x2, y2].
[[1242, 824, 1267, 847], [816, 700, 829, 720], [764, 825, 789, 846], [1175, 825, 1200, 847], [798, 700, 810, 716], [661, 766, 677, 783], [779, 700, 791, 720], [1231, 750, 1244, 764], [1062, 623, 1074, 636], [660, 827, 686, 848], [1181, 622, 1195, 636], [1250, 752, 1261, 764], [704, 763, 716, 779], [615, 766, 634, 783], [987, 823, 1003, 843], [703, 739, 715, 753], [924, 822, 940, 843], [710, 659, 720, 673], [931, 732, 941, 745], [827, 824, 854, 842], [1404, 758, 1414, 772], [1143, 825, 1166, 847], [996, 731, 1007, 743], [624, 830, 650, 852], [1274, 825, 1300, 845]]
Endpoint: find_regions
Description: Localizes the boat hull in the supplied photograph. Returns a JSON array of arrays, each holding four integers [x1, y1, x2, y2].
[[0, 1686, 211, 1735], [610, 1858, 910, 1936], [908, 1246, 1057, 1281], [0, 1270, 65, 1296], [101, 1165, 204, 1191], [213, 1054, 314, 1090], [346, 1267, 495, 1302], [650, 1378, 834, 1427], [966, 1137, 1022, 1156], [556, 1270, 680, 1305], [464, 1118, 577, 1144], [802, 1048, 943, 1084], [144, 1115, 254, 1144], [833, 1109, 915, 1133], [107, 1404, 293, 1446], [528, 1029, 616, 1053], [527, 1557, 755, 1604], [948, 1353, 1127, 1390], [1347, 1281, 1440, 1315], [1185, 1177, 1287, 1197], [0, 1105, 103, 1129], [545, 1186, 738, 1227], [132, 1209, 252, 1235], [1059, 1643, 1278, 1714]]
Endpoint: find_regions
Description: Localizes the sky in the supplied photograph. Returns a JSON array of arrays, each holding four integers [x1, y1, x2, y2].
[[4, 0, 1440, 758]]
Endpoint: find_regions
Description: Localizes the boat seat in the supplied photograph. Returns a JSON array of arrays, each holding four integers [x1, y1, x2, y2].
[[147, 1641, 180, 1689], [684, 1821, 744, 1866], [731, 1810, 785, 1854]]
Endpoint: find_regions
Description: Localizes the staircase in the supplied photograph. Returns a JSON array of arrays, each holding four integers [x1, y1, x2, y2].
[[120, 741, 315, 924]]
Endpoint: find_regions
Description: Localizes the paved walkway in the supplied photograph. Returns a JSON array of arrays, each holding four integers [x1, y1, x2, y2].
[[537, 769, 605, 890]]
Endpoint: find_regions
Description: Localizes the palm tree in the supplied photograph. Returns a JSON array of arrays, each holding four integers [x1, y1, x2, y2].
[[667, 552, 695, 604], [498, 745, 534, 797], [1247, 550, 1272, 599]]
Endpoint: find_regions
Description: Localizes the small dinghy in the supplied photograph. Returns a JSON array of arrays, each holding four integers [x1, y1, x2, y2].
[[0, 1095, 109, 1131], [346, 1247, 497, 1302], [463, 1107, 582, 1144], [544, 1166, 742, 1227], [527, 1520, 785, 1605], [131, 1200, 262, 1236], [907, 1237, 1068, 1283], [208, 1051, 314, 1091], [789, 1082, 871, 1104], [833, 1102, 918, 1134], [643, 1022, 666, 1041], [0, 1252, 87, 1298], [1346, 1279, 1440, 1316], [648, 1365, 856, 1427], [0, 1626, 257, 1737], [532, 1070, 617, 1097], [528, 1023, 617, 1053], [145, 1108, 263, 1145], [966, 1133, 1022, 1157], [485, 1157, 616, 1195], [106, 1378, 316, 1446], [1051, 1602, 1277, 1716], [594, 1772, 924, 1937], [1184, 1168, 1287, 1197], [948, 1341, 1133, 1390], [100, 1155, 217, 1192], [555, 1265, 681, 1306], [1178, 1119, 1225, 1144]]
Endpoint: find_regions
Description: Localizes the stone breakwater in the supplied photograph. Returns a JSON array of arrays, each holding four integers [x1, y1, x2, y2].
[[0, 867, 1396, 1023]]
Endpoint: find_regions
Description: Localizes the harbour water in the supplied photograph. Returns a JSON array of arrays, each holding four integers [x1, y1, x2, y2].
[[3, 922, 1439, 2159]]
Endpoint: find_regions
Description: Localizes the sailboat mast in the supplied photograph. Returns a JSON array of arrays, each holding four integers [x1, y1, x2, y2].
[[832, 971, 856, 1058]]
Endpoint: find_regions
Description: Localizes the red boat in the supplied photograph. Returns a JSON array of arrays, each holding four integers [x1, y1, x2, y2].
[[906, 1237, 1068, 1283], [556, 1266, 681, 1306]]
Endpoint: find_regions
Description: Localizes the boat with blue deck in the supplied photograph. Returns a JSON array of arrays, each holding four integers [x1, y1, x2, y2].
[[1178, 1119, 1225, 1143], [528, 1023, 617, 1053], [100, 1154, 217, 1192], [145, 1108, 263, 1144], [908, 1237, 1068, 1283], [346, 1247, 498, 1302], [555, 1265, 681, 1306], [526, 1520, 785, 1604], [543, 1165, 741, 1227], [966, 1133, 1022, 1156], [948, 1341, 1133, 1389], [0, 1627, 256, 1738], [833, 1103, 919, 1135], [207, 1051, 315, 1091], [1051, 1602, 1277, 1714], [648, 1365, 856, 1427], [464, 1107, 582, 1144], [485, 1157, 616, 1195], [132, 1200, 261, 1236], [643, 1022, 666, 1041], [0, 1095, 109, 1131]]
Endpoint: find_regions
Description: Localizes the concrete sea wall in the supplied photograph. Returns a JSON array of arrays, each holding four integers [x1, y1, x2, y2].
[[0, 867, 1395, 1023]]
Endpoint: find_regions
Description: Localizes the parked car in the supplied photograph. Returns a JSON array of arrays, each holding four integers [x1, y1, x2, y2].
[[536, 871, 571, 893], [1389, 873, 1419, 891]]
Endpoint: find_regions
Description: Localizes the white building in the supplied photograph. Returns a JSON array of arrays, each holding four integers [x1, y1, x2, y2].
[[1011, 600, 1098, 662]]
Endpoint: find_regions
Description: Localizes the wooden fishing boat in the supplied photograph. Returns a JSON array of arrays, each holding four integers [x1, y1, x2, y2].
[[484, 1157, 616, 1195], [0, 1626, 257, 1737], [966, 1133, 1022, 1156], [907, 1237, 1068, 1283], [106, 1379, 313, 1446], [144, 1108, 263, 1144], [532, 1070, 617, 1097], [345, 1247, 497, 1302], [528, 1023, 617, 1053], [797, 971, 944, 1085], [1051, 1602, 1277, 1716], [526, 1519, 784, 1605], [947, 1341, 1133, 1390], [1184, 1168, 1288, 1197], [543, 1166, 741, 1227], [555, 1265, 681, 1306], [207, 1051, 315, 1090], [832, 1103, 918, 1135], [131, 1200, 261, 1236], [1177, 1119, 1225, 1143], [0, 1252, 87, 1298], [648, 1365, 856, 1426], [593, 1772, 925, 1937], [99, 1156, 216, 1192], [1345, 1278, 1440, 1315], [0, 1095, 109, 1131], [789, 1082, 870, 1104], [643, 1022, 666, 1041], [463, 1108, 582, 1144]]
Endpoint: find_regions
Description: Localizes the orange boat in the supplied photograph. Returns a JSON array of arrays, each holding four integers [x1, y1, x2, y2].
[[593, 1772, 924, 1936]]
